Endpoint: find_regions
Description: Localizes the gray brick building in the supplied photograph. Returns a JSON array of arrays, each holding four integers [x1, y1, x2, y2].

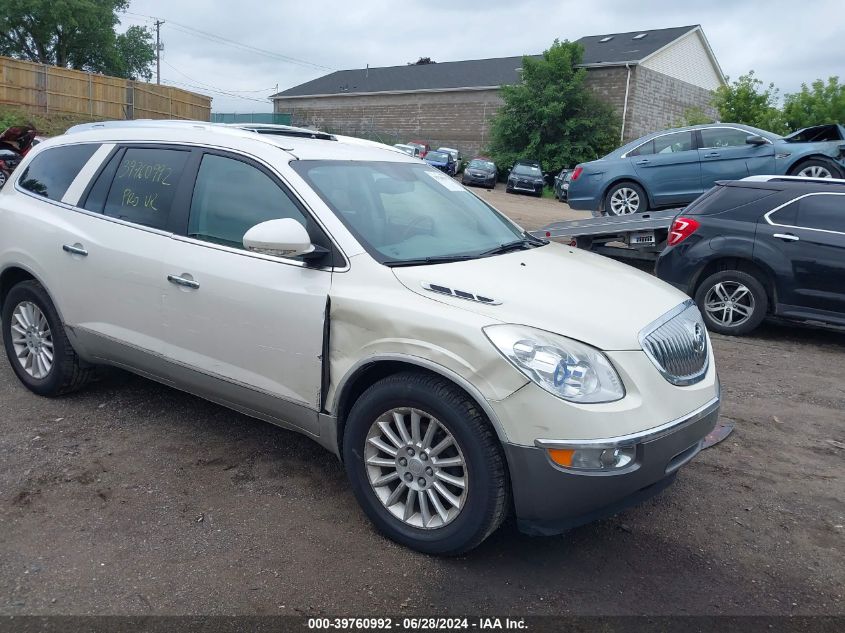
[[271, 25, 724, 155]]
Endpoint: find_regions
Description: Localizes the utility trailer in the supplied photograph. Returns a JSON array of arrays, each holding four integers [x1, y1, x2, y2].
[[529, 209, 680, 261]]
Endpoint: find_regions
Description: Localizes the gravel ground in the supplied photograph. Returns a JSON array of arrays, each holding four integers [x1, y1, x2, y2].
[[0, 194, 843, 616]]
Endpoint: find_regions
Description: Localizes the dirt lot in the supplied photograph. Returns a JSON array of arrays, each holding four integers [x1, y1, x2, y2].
[[0, 193, 843, 617]]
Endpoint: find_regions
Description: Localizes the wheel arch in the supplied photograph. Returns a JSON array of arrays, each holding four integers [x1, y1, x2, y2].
[[786, 153, 845, 177], [691, 256, 778, 312], [0, 265, 65, 323], [330, 355, 511, 458]]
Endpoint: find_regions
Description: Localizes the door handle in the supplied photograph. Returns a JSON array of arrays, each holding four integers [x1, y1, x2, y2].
[[634, 159, 649, 165], [773, 233, 799, 242], [703, 152, 720, 158], [62, 243, 88, 256], [167, 274, 200, 289]]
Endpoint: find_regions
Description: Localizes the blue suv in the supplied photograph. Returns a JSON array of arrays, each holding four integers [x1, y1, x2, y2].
[[568, 124, 845, 216]]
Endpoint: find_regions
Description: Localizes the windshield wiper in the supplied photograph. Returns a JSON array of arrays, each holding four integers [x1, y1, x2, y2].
[[479, 235, 547, 257], [384, 254, 477, 267]]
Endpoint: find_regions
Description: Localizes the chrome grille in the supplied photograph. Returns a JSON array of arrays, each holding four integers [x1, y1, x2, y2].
[[640, 300, 709, 386]]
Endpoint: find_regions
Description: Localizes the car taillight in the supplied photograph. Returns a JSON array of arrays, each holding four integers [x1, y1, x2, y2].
[[668, 217, 700, 246], [570, 166, 583, 181]]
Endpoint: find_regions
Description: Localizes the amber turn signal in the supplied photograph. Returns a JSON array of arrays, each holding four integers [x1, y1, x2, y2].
[[547, 448, 575, 467]]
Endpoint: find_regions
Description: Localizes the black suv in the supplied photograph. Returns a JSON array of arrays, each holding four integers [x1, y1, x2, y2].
[[656, 176, 845, 336]]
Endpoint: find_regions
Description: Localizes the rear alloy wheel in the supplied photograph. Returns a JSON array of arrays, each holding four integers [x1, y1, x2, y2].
[[790, 158, 841, 179], [695, 270, 768, 336], [605, 182, 646, 216], [2, 280, 96, 396], [343, 371, 508, 555]]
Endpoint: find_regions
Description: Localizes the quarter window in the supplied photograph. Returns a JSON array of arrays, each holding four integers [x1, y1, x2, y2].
[[700, 128, 752, 149], [653, 131, 694, 154], [101, 148, 190, 230], [627, 140, 654, 157], [18, 144, 99, 201], [187, 154, 307, 250], [798, 195, 845, 233], [768, 201, 798, 226]]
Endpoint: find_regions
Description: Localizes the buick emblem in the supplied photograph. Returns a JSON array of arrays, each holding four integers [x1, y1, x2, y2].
[[692, 322, 706, 353]]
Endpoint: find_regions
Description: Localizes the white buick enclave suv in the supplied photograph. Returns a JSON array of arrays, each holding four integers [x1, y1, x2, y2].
[[0, 121, 719, 554]]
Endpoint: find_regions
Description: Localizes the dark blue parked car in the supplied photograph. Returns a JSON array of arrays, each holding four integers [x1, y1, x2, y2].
[[568, 123, 845, 216], [424, 150, 457, 176]]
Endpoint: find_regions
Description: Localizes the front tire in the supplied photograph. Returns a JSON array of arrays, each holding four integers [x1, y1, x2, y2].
[[788, 158, 842, 179], [342, 371, 509, 555], [694, 270, 768, 336], [604, 181, 646, 216], [2, 280, 95, 396]]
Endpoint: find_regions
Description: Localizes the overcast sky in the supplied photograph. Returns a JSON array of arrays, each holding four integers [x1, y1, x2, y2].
[[120, 0, 845, 113]]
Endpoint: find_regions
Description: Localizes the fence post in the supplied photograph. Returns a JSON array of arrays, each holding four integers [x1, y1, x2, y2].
[[125, 81, 134, 120], [40, 64, 49, 115], [88, 72, 93, 119]]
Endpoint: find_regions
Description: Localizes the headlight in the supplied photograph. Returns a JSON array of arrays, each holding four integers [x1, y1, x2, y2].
[[484, 324, 624, 403]]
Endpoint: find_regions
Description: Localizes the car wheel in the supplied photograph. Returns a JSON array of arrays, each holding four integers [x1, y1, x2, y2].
[[488, 182, 495, 190], [506, 187, 513, 194], [788, 158, 842, 179], [343, 371, 509, 555], [2, 280, 95, 396], [694, 270, 768, 336], [0, 170, 8, 189], [605, 181, 646, 216]]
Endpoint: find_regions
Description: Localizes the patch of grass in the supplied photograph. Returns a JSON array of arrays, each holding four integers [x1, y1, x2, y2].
[[0, 106, 108, 137], [541, 186, 556, 199]]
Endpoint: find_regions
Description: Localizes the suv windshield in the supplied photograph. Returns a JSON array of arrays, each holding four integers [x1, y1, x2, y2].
[[292, 161, 530, 265], [513, 164, 541, 176]]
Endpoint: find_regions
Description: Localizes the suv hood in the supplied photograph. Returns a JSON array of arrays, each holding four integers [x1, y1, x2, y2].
[[391, 243, 688, 351]]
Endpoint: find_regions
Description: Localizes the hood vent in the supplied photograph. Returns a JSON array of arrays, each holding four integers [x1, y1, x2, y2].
[[421, 282, 502, 305]]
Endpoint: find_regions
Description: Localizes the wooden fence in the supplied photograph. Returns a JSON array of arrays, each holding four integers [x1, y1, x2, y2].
[[0, 56, 211, 121]]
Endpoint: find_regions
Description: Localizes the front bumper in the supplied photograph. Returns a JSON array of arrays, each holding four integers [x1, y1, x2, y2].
[[505, 396, 720, 536], [462, 173, 496, 186]]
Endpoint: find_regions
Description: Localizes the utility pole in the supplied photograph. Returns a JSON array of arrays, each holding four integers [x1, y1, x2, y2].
[[155, 19, 165, 85]]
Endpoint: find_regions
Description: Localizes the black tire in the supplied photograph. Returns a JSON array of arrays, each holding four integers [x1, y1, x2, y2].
[[694, 270, 768, 336], [342, 371, 509, 555], [488, 182, 495, 190], [505, 186, 513, 194], [2, 280, 95, 396], [788, 157, 843, 179], [604, 181, 647, 216]]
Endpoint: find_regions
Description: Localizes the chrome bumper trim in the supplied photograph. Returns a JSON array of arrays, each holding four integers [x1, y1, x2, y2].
[[534, 395, 721, 450]]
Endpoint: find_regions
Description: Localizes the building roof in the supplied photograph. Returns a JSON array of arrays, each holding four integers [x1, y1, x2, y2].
[[272, 25, 702, 99], [577, 25, 698, 66]]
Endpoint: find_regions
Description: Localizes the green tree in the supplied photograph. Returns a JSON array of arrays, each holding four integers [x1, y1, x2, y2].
[[712, 71, 786, 133], [487, 40, 619, 172], [782, 77, 845, 130], [674, 106, 715, 127], [0, 0, 154, 80]]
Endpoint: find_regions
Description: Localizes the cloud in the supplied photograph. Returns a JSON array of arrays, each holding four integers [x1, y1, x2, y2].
[[122, 0, 845, 113]]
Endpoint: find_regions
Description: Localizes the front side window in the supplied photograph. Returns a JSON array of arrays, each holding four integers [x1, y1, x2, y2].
[[101, 147, 190, 230], [293, 161, 525, 264], [18, 144, 99, 201], [798, 194, 845, 233], [653, 131, 694, 154], [700, 128, 752, 149], [188, 154, 308, 249]]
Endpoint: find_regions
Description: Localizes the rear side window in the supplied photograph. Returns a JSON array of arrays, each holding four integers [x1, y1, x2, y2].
[[654, 131, 694, 154], [798, 194, 845, 233], [100, 147, 190, 230], [685, 185, 778, 216], [18, 144, 99, 201]]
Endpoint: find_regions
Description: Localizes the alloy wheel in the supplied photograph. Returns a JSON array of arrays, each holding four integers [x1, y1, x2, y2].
[[797, 165, 833, 178], [704, 281, 755, 327], [10, 301, 54, 379], [609, 187, 640, 215], [364, 407, 468, 529]]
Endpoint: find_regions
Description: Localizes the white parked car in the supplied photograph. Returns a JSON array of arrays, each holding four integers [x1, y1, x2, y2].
[[0, 122, 720, 554], [392, 143, 421, 158]]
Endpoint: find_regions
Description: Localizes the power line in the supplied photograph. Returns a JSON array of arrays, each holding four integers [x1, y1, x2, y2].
[[122, 10, 334, 71], [161, 77, 271, 104], [162, 61, 272, 102]]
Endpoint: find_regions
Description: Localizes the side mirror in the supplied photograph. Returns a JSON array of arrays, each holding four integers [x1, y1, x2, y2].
[[243, 218, 314, 258], [746, 134, 767, 146]]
